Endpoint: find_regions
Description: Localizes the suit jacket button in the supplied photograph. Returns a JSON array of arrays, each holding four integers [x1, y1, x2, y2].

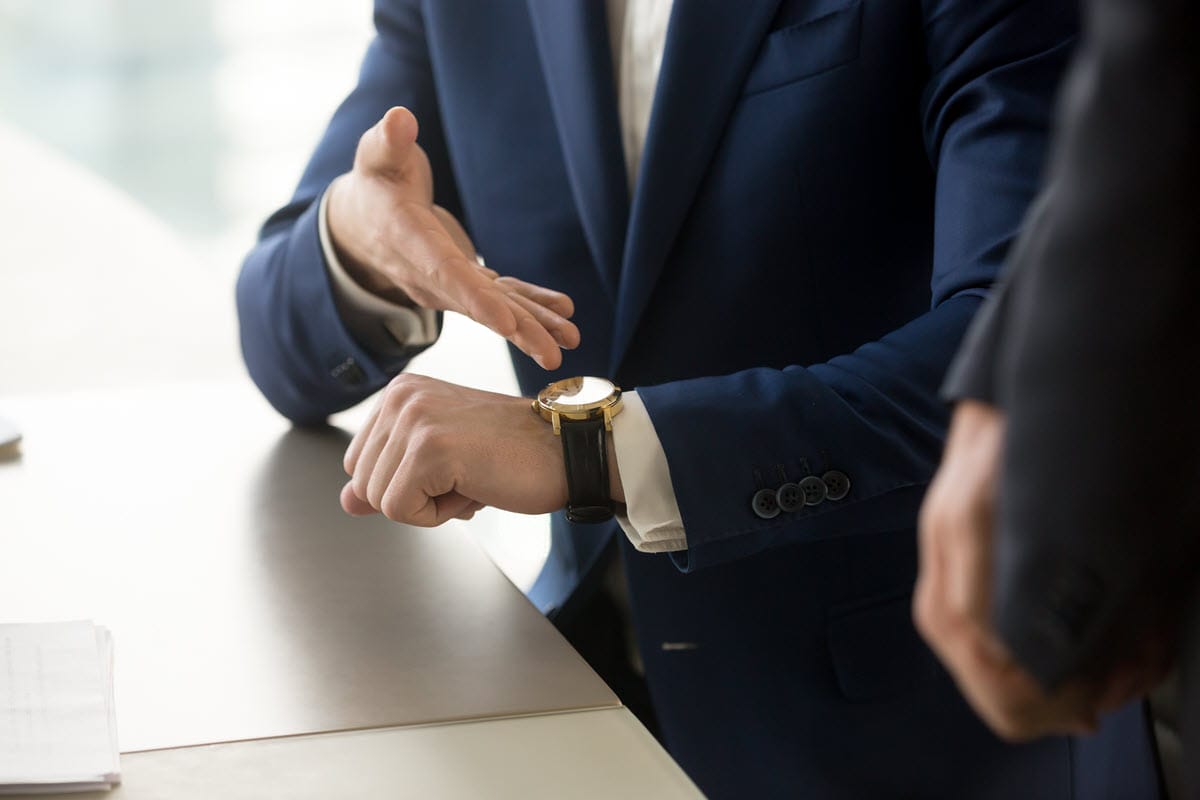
[[752, 488, 781, 519], [799, 475, 827, 506], [822, 470, 850, 501], [330, 356, 366, 388], [776, 483, 803, 512]]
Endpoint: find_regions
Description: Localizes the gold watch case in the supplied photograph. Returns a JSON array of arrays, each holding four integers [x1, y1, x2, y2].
[[533, 377, 623, 435]]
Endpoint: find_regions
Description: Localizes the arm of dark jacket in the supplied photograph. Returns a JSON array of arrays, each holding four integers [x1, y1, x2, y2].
[[942, 191, 1057, 406], [235, 0, 461, 425], [986, 0, 1200, 689], [640, 0, 1078, 571]]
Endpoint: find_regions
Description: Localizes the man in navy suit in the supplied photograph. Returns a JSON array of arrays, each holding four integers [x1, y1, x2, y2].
[[237, 1, 1161, 796]]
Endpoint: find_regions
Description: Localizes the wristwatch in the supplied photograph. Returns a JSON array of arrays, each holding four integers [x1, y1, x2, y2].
[[533, 377, 623, 524]]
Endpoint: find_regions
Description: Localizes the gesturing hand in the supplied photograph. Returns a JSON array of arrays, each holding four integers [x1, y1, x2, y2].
[[914, 401, 1168, 740], [340, 374, 570, 526], [326, 106, 580, 370]]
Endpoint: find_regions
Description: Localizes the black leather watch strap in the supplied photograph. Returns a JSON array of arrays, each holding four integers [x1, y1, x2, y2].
[[559, 417, 613, 524]]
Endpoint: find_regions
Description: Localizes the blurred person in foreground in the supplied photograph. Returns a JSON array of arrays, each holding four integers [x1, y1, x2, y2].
[[916, 0, 1199, 795], [237, 1, 1160, 796]]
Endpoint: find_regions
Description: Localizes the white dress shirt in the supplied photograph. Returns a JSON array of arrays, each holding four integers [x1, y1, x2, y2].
[[319, 0, 685, 551]]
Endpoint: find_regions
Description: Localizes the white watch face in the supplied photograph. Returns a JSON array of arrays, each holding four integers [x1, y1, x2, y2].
[[539, 377, 618, 410]]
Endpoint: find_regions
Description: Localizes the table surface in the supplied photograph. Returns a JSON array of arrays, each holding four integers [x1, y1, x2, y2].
[[0, 381, 617, 753], [27, 708, 700, 800]]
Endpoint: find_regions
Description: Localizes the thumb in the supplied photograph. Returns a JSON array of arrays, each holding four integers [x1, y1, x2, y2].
[[358, 106, 421, 179]]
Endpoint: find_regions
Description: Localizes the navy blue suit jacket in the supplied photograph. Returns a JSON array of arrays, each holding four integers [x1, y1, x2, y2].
[[237, 1, 1161, 796]]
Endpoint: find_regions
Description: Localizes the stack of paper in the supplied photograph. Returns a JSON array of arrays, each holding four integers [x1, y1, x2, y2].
[[0, 621, 120, 794], [0, 416, 19, 460]]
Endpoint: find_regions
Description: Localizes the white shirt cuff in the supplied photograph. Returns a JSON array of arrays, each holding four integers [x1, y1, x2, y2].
[[318, 190, 439, 349], [612, 391, 687, 553]]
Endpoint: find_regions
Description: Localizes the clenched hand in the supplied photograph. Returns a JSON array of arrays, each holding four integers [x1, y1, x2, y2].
[[340, 374, 571, 526], [914, 401, 1167, 740]]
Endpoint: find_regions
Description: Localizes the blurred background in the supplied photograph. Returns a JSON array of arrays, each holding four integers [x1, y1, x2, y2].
[[0, 0, 368, 268], [0, 0, 548, 589]]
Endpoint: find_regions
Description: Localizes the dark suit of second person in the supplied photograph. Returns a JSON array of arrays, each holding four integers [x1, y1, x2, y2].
[[944, 0, 1199, 794]]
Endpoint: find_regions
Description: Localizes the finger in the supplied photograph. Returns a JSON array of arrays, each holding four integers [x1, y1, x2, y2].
[[912, 578, 943, 661], [433, 492, 480, 524], [352, 421, 396, 506], [458, 279, 522, 340], [912, 512, 940, 641], [947, 463, 999, 622], [946, 509, 989, 624], [388, 201, 570, 367], [507, 290, 581, 350], [958, 477, 998, 623], [915, 486, 953, 650], [359, 106, 420, 179], [378, 453, 446, 526], [341, 482, 380, 516], [914, 478, 945, 636], [367, 424, 409, 511], [504, 298, 566, 370], [389, 203, 564, 368], [456, 501, 486, 521], [344, 403, 383, 475], [379, 466, 474, 528], [483, 288, 571, 368], [495, 276, 576, 319]]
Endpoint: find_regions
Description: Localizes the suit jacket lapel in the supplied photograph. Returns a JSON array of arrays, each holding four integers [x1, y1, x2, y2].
[[611, 0, 783, 372], [526, 0, 629, 303]]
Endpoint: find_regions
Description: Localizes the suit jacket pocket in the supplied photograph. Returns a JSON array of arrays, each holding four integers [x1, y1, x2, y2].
[[827, 590, 939, 703], [742, 0, 863, 97]]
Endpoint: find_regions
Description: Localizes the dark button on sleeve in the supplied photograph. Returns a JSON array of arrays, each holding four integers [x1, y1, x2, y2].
[[330, 356, 366, 388], [752, 488, 781, 519], [799, 475, 827, 506], [822, 470, 850, 501], [776, 483, 803, 512]]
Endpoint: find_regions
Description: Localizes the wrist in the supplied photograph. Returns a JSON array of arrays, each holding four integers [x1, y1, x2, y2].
[[533, 377, 623, 523], [524, 397, 571, 509]]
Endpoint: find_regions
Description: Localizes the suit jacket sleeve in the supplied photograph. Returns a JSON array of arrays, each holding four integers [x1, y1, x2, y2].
[[941, 190, 1058, 407], [987, 0, 1200, 688], [235, 0, 461, 425], [938, 280, 1012, 408], [638, 0, 1080, 571]]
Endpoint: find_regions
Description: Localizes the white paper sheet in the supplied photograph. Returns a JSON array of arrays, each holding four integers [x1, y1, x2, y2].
[[0, 621, 119, 794], [0, 417, 19, 459]]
